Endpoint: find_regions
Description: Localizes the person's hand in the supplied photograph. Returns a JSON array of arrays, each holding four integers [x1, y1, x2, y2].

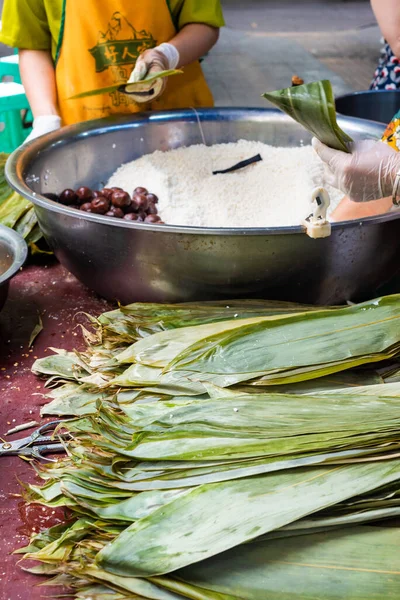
[[127, 43, 180, 102], [312, 137, 400, 202], [24, 115, 62, 144]]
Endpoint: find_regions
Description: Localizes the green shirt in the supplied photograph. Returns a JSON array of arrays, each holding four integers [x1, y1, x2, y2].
[[0, 0, 225, 59]]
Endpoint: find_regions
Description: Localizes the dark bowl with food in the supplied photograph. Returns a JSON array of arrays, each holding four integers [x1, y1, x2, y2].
[[335, 90, 400, 125], [0, 224, 28, 311]]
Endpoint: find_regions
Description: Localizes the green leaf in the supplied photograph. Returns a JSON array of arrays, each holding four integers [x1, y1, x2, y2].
[[96, 460, 400, 576], [0, 190, 32, 228], [178, 526, 400, 600], [168, 296, 400, 386], [263, 79, 352, 152], [69, 70, 183, 100], [28, 314, 43, 348]]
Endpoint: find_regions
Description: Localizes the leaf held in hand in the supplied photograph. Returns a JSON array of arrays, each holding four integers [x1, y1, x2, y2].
[[69, 70, 183, 100], [263, 79, 353, 152]]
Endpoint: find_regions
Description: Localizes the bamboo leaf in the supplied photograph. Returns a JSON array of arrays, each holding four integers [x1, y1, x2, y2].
[[69, 70, 183, 100], [0, 190, 32, 228], [178, 526, 400, 600], [263, 79, 352, 152], [96, 460, 400, 576], [28, 314, 43, 348], [168, 296, 400, 385]]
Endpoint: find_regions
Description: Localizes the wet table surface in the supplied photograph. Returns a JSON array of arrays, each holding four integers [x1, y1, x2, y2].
[[0, 259, 113, 600]]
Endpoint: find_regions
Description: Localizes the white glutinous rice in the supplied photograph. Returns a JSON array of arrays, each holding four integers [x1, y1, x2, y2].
[[106, 140, 343, 228]]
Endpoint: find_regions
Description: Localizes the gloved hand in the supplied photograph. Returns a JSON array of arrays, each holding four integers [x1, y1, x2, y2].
[[312, 137, 400, 202], [126, 43, 180, 102], [24, 115, 62, 144]]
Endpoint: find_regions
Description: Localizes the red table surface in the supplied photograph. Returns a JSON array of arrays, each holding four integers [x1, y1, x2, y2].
[[0, 259, 113, 600]]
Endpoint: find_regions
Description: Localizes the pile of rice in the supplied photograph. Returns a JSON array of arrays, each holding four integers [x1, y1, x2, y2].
[[106, 140, 343, 228]]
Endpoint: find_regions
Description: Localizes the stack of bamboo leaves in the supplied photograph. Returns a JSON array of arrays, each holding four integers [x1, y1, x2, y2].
[[21, 296, 400, 599], [0, 152, 43, 248]]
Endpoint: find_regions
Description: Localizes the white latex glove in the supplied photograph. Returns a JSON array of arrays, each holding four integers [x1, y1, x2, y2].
[[24, 115, 62, 144], [312, 137, 400, 202], [127, 43, 180, 102]]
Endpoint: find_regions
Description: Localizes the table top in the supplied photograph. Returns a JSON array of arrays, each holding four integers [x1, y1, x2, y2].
[[0, 259, 113, 600]]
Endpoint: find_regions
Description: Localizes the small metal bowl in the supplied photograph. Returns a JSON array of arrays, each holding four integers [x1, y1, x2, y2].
[[0, 224, 28, 311]]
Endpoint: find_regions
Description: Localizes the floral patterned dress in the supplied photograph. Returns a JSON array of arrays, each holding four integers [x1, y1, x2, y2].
[[370, 40, 400, 90]]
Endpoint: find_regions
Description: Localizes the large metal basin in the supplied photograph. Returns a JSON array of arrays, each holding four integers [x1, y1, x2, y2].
[[5, 108, 399, 305]]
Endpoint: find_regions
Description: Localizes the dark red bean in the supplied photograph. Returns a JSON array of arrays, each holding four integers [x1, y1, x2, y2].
[[147, 203, 158, 215], [92, 190, 104, 198], [101, 188, 114, 200], [134, 186, 148, 195], [132, 193, 149, 211], [145, 214, 162, 223], [43, 192, 59, 202], [111, 190, 131, 208], [124, 203, 139, 214], [80, 202, 92, 212], [110, 186, 123, 192], [146, 193, 158, 204], [106, 206, 124, 218], [59, 189, 77, 205], [123, 213, 140, 221], [76, 186, 93, 203], [91, 196, 110, 214]]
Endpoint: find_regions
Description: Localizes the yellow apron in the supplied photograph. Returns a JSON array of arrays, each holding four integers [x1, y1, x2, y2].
[[56, 0, 214, 125]]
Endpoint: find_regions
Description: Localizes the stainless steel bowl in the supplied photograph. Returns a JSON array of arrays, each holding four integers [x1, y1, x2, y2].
[[5, 108, 398, 305], [336, 90, 400, 125], [0, 224, 28, 311]]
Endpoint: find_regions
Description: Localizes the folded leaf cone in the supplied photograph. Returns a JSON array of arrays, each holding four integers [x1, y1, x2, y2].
[[263, 79, 352, 152]]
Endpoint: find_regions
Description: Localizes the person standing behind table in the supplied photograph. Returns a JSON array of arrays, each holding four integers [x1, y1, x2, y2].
[[0, 0, 224, 142], [370, 0, 400, 90]]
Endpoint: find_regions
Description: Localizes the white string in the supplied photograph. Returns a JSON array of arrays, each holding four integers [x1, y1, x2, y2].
[[190, 107, 207, 147]]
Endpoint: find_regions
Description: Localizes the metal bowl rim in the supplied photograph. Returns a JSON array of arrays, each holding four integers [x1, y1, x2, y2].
[[0, 223, 28, 285], [336, 89, 400, 100], [6, 107, 399, 236]]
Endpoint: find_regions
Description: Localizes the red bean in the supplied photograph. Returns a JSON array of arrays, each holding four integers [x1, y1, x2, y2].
[[134, 186, 148, 195], [59, 189, 77, 205], [106, 206, 124, 218], [111, 190, 131, 208], [145, 214, 162, 223], [147, 203, 158, 215], [146, 193, 158, 204], [124, 203, 139, 214], [101, 188, 114, 200], [132, 193, 149, 212], [80, 202, 92, 212], [43, 193, 60, 202], [76, 186, 93, 203], [91, 196, 110, 214], [123, 213, 140, 221]]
